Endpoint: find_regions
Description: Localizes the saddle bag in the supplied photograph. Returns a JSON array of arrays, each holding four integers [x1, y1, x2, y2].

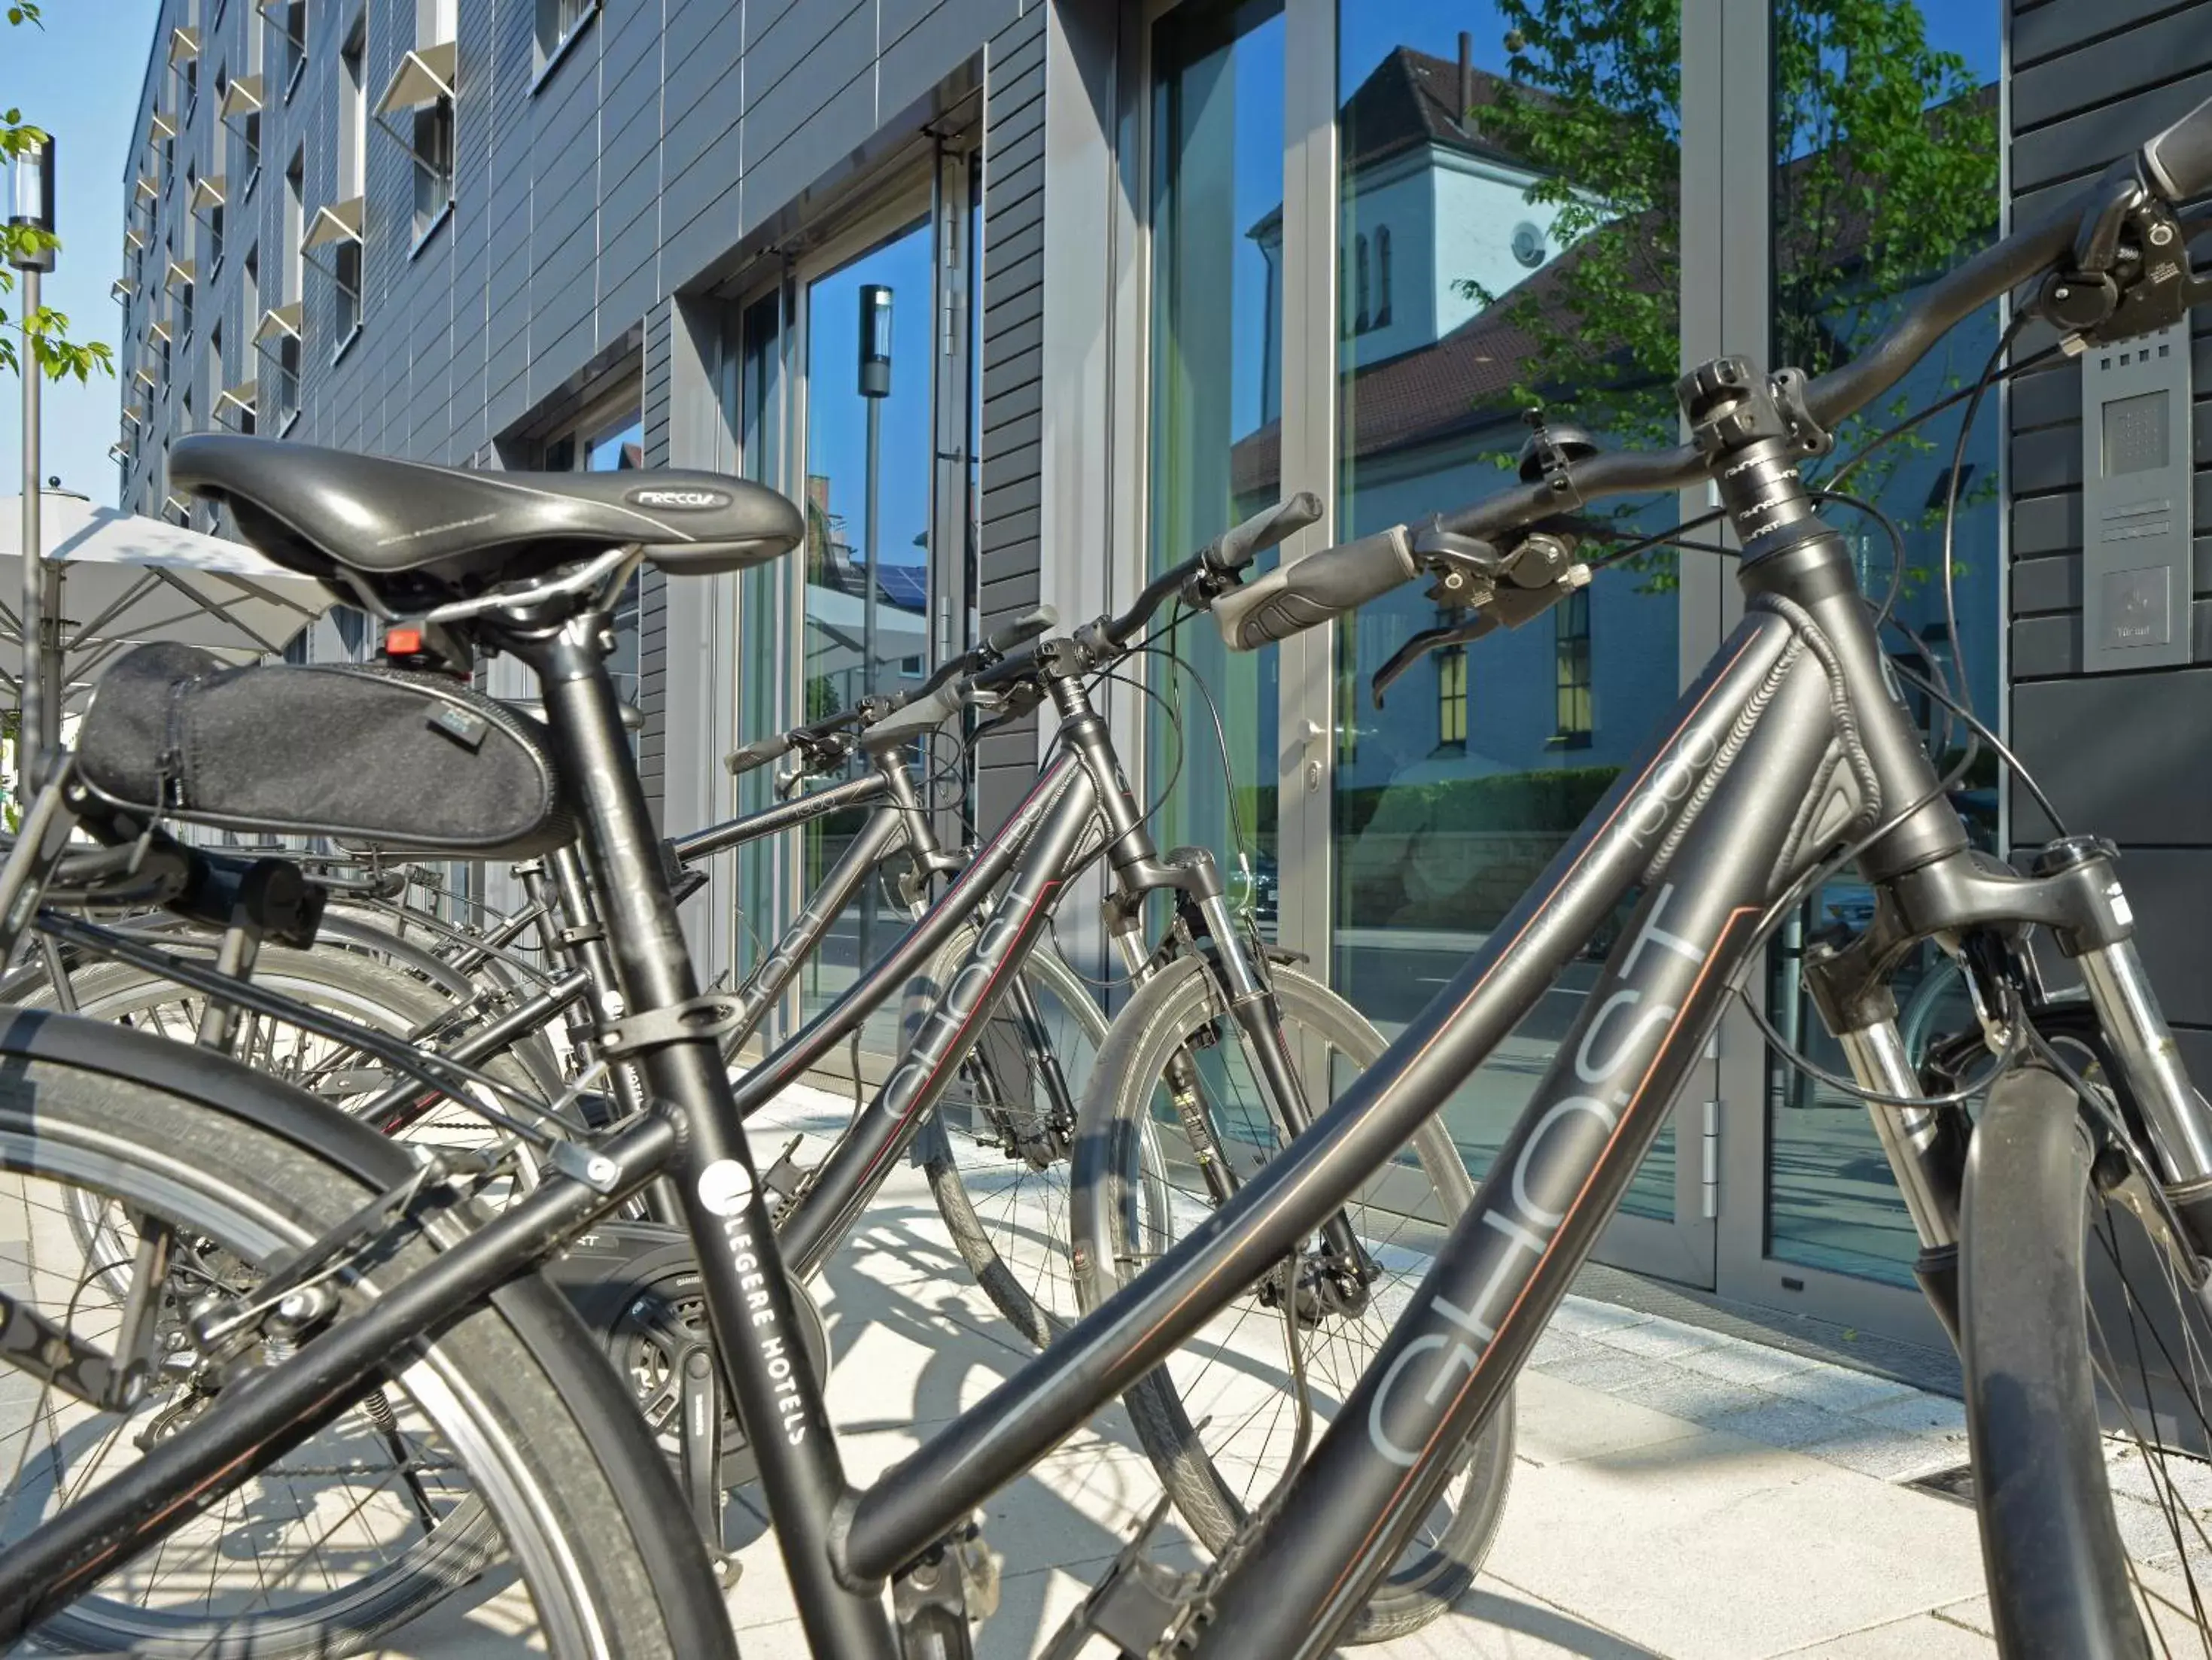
[[74, 641, 574, 857]]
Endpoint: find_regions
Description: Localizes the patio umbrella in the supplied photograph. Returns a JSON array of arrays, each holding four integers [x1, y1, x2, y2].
[[0, 490, 332, 716]]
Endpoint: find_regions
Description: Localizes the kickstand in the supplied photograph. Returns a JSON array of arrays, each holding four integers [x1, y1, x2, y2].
[[1037, 1494, 1204, 1660]]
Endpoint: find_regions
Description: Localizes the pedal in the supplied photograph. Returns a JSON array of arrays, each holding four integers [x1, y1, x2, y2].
[[1038, 1494, 1205, 1660]]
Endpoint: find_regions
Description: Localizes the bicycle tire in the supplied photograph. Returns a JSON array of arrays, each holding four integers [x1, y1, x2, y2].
[[1073, 954, 1513, 1643], [916, 934, 1110, 1347], [1961, 1060, 2152, 1659], [0, 1035, 726, 1658]]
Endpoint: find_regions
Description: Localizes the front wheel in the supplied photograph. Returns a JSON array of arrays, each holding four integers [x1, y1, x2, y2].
[[1073, 954, 1512, 1644]]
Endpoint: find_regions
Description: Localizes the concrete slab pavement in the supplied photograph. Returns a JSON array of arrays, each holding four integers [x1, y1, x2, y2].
[[367, 1081, 2206, 1658]]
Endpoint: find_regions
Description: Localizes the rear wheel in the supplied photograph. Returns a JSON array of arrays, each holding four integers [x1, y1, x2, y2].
[[1075, 954, 1512, 1643], [918, 936, 1110, 1346], [0, 1042, 719, 1658]]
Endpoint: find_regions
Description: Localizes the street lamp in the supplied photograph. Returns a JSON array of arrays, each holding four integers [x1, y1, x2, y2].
[[8, 134, 59, 795], [855, 282, 893, 967]]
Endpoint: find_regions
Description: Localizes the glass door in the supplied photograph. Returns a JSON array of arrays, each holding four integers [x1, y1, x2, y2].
[[1327, 2, 1712, 1286], [795, 211, 939, 1046]]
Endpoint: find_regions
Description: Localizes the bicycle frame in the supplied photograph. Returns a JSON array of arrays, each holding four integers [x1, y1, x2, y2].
[[9, 518, 2200, 1660]]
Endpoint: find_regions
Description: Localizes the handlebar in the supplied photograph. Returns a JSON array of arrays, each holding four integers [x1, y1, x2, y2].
[[1210, 91, 2212, 651]]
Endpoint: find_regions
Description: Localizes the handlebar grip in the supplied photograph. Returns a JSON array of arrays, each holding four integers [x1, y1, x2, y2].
[[1212, 526, 1417, 651], [860, 679, 966, 750], [986, 605, 1059, 655], [1204, 491, 1325, 573], [725, 732, 794, 777], [2143, 92, 2212, 202]]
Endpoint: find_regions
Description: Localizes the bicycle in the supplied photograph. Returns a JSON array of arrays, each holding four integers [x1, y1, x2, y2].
[[5, 91, 2210, 1658]]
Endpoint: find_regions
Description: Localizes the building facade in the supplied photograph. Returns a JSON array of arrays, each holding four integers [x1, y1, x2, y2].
[[111, 0, 2208, 1348]]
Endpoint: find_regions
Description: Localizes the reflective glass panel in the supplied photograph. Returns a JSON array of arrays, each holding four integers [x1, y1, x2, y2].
[[1763, 2, 2001, 1288], [1333, 1, 1684, 1226]]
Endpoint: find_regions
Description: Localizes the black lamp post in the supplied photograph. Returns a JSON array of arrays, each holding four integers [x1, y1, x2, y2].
[[9, 134, 59, 794], [855, 283, 892, 968]]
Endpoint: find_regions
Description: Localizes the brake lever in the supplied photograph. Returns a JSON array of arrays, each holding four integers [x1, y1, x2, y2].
[[1369, 561, 1593, 708], [1371, 616, 1498, 709]]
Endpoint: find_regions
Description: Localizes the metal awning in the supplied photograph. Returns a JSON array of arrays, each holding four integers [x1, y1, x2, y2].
[[215, 380, 257, 424], [146, 316, 172, 343], [167, 25, 199, 62], [164, 257, 194, 291], [133, 173, 159, 202], [121, 406, 148, 429], [189, 175, 226, 215], [131, 364, 157, 389], [108, 443, 130, 465], [376, 41, 456, 114], [125, 223, 148, 252], [254, 302, 303, 345], [148, 108, 176, 144], [111, 276, 135, 303], [303, 196, 364, 250], [0, 493, 331, 708], [219, 74, 263, 122]]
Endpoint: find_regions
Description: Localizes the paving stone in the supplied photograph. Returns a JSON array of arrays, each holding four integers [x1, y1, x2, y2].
[[1548, 1296, 1654, 1337], [1516, 1371, 1708, 1467], [1803, 1424, 1966, 1482], [1584, 1314, 1730, 1360], [1532, 1348, 1657, 1393], [1852, 1391, 1967, 1439], [1705, 1395, 1860, 1451], [1758, 1363, 1919, 1413], [1779, 1610, 1996, 1656], [1672, 1332, 1827, 1387], [1602, 1363, 1768, 1425], [2105, 1441, 2212, 1513], [1528, 1327, 1609, 1372]]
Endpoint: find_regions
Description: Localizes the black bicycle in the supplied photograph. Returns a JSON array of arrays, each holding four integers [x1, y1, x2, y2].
[[2, 90, 2210, 1660]]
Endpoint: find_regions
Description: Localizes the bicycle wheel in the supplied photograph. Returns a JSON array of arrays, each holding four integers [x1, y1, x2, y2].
[[0, 1028, 726, 1658], [916, 934, 1110, 1346], [10, 944, 558, 1198], [1958, 1020, 2212, 1657], [1074, 954, 1512, 1643]]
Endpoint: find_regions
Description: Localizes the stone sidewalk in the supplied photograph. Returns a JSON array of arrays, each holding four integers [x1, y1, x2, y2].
[[388, 1083, 2207, 1658]]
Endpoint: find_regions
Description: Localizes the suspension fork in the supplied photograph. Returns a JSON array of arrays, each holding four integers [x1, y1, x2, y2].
[[1050, 673, 1368, 1285]]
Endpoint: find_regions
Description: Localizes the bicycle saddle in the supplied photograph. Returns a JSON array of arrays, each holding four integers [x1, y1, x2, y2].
[[169, 432, 805, 606]]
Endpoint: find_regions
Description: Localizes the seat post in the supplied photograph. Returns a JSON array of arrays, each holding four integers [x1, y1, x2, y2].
[[510, 605, 901, 1660]]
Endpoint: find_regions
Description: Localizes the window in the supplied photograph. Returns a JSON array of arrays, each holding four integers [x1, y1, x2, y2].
[[1553, 587, 1591, 746], [273, 331, 300, 428], [205, 202, 224, 276], [242, 110, 260, 191], [534, 0, 596, 77], [414, 99, 453, 238], [1352, 232, 1370, 333], [546, 403, 647, 715], [333, 240, 361, 344], [339, 19, 366, 199], [1436, 644, 1467, 748], [1374, 225, 1392, 328], [283, 0, 307, 96], [283, 147, 304, 306]]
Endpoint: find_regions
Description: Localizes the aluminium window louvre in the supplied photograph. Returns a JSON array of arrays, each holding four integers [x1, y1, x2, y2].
[[168, 25, 199, 62], [111, 276, 135, 303], [125, 223, 148, 253], [215, 380, 257, 424], [376, 40, 455, 115], [148, 108, 177, 144], [253, 301, 303, 346], [148, 316, 173, 344], [121, 404, 148, 428], [131, 366, 157, 390], [108, 442, 131, 464], [164, 494, 192, 521], [134, 173, 159, 203], [220, 74, 264, 123], [189, 175, 227, 217], [303, 195, 364, 251], [165, 257, 196, 291]]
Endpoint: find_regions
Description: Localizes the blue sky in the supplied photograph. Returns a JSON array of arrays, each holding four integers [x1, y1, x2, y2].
[[1, 0, 161, 505]]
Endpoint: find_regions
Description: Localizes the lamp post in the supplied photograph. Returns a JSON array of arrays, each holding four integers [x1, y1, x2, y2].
[[856, 283, 892, 971], [8, 133, 57, 798]]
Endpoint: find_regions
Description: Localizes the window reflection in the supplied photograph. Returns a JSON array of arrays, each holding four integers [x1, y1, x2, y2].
[[1764, 0, 2000, 1288], [1332, 3, 1681, 1222]]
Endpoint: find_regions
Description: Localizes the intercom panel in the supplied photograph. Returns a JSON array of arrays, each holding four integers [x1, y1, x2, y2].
[[2081, 321, 2195, 673]]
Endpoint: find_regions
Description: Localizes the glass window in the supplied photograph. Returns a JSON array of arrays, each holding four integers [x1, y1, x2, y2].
[[1763, 2, 2001, 1289], [582, 413, 646, 709], [1334, 2, 1682, 1221], [415, 99, 454, 237], [1147, 0, 1285, 930], [799, 217, 933, 1038], [730, 290, 791, 998]]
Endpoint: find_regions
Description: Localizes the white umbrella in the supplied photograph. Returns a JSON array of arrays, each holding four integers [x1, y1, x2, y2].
[[0, 491, 332, 710]]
